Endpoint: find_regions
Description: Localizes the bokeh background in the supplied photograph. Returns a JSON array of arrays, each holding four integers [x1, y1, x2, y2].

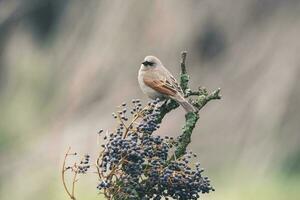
[[1, 0, 300, 199]]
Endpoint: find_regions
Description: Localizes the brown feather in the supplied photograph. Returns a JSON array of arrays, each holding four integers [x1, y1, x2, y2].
[[143, 77, 177, 96]]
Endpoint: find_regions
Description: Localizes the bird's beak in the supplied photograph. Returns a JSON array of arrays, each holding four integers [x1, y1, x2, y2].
[[142, 61, 147, 65]]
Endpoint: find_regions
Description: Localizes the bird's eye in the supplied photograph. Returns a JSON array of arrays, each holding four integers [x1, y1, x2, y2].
[[142, 61, 154, 66]]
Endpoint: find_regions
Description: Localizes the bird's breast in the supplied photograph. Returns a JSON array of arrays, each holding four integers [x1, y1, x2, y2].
[[138, 69, 164, 100]]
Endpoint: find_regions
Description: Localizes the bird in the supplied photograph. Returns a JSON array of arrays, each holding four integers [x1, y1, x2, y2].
[[138, 55, 197, 113]]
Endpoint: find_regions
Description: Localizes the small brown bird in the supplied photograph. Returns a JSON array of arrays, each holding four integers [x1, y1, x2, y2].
[[138, 56, 197, 113]]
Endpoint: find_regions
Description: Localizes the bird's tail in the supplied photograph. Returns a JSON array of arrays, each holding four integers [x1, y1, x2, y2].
[[177, 98, 198, 113]]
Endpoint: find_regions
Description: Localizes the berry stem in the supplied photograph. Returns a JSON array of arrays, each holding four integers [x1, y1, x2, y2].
[[62, 147, 76, 200]]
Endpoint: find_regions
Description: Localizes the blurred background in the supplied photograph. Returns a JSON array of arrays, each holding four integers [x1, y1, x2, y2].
[[1, 0, 300, 199]]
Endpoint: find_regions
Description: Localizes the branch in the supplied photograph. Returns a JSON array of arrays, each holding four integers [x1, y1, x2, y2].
[[194, 88, 221, 110], [155, 99, 179, 124], [164, 51, 222, 161], [172, 88, 221, 160]]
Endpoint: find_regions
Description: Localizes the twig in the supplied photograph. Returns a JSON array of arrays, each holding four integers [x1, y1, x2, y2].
[[71, 170, 78, 199], [122, 114, 139, 138], [96, 149, 105, 180], [180, 51, 189, 93], [62, 147, 76, 200]]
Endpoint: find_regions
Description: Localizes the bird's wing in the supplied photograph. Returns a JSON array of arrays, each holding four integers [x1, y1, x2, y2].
[[143, 71, 178, 97], [167, 73, 184, 95]]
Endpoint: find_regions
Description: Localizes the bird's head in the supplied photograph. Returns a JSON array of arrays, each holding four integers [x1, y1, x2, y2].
[[141, 56, 162, 69]]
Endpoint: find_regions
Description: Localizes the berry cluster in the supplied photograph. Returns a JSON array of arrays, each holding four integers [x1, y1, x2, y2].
[[64, 153, 91, 174], [96, 99, 214, 199], [78, 154, 90, 174]]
